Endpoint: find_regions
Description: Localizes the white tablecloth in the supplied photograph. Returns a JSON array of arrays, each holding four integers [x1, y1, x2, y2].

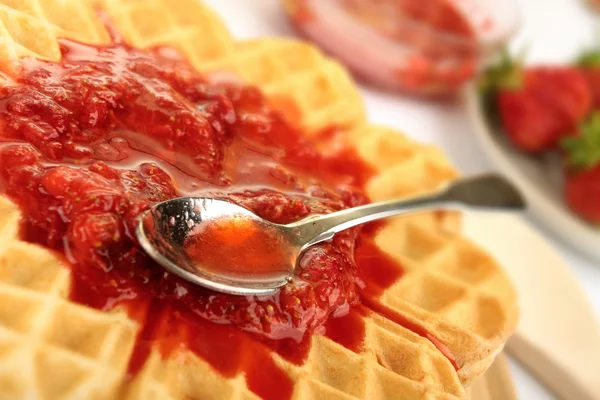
[[206, 1, 600, 398]]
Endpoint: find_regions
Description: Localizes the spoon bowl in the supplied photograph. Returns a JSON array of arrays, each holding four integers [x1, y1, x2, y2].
[[137, 197, 297, 295], [137, 173, 526, 296]]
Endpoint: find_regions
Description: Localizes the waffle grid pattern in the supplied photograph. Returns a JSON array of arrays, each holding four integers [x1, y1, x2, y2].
[[375, 216, 515, 383], [0, 1, 518, 399], [204, 40, 366, 134], [0, 192, 464, 399], [346, 125, 516, 381], [126, 312, 464, 400], [0, 203, 139, 399], [0, 0, 108, 72], [274, 315, 463, 400], [94, 0, 364, 133]]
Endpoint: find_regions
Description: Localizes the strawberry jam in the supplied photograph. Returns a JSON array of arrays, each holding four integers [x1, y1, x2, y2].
[[183, 215, 294, 279], [0, 36, 456, 399]]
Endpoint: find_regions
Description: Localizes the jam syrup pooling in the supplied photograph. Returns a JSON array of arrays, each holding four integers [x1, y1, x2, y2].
[[184, 215, 295, 279], [0, 34, 456, 399]]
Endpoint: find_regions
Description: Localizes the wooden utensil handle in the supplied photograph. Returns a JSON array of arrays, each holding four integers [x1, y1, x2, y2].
[[509, 335, 600, 400]]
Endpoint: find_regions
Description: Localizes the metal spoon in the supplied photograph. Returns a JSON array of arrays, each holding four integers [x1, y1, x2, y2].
[[136, 173, 525, 296]]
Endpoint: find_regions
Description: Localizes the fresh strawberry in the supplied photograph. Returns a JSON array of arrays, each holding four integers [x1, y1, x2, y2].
[[564, 166, 600, 223], [562, 113, 600, 223], [480, 51, 592, 153]]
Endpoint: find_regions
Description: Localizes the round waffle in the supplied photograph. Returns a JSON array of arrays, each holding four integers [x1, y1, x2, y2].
[[0, 0, 518, 399]]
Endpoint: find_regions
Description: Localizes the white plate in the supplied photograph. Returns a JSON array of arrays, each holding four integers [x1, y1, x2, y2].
[[463, 85, 600, 261]]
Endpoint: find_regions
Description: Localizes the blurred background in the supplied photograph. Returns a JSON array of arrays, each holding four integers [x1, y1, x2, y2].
[[206, 0, 600, 399]]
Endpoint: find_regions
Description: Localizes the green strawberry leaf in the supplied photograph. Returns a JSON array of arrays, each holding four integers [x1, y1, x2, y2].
[[478, 47, 526, 122], [576, 33, 600, 67], [562, 112, 600, 169], [478, 48, 523, 95], [577, 49, 600, 67]]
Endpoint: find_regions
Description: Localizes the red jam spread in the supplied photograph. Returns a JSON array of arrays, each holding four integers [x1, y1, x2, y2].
[[0, 35, 457, 399], [184, 216, 294, 278]]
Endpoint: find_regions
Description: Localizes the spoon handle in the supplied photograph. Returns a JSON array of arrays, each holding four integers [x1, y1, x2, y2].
[[285, 173, 525, 248]]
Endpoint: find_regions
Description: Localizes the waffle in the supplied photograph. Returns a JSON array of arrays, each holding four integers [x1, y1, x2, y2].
[[0, 0, 518, 399]]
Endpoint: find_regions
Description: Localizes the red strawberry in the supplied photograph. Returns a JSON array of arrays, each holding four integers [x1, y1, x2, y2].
[[564, 166, 600, 223], [562, 113, 600, 223], [579, 69, 600, 109], [480, 52, 592, 153]]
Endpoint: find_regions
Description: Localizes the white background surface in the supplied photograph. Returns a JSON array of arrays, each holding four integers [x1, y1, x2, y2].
[[205, 1, 600, 398]]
